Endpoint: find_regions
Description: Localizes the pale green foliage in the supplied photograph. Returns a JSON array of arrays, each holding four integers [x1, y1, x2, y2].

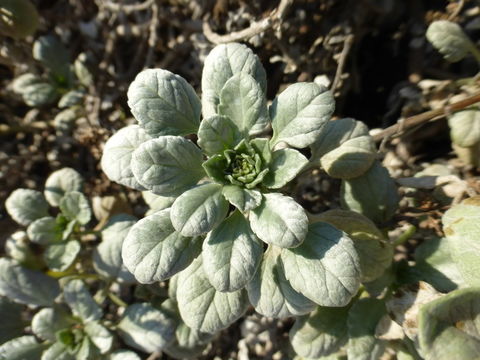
[[426, 20, 478, 62], [0, 0, 39, 38], [98, 41, 400, 358]]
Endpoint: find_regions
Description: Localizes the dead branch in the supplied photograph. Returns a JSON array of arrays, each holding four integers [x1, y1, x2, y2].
[[372, 92, 480, 142]]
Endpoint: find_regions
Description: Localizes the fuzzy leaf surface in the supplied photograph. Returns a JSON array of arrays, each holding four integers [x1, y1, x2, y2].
[[64, 279, 102, 322], [0, 258, 60, 306], [448, 108, 480, 147], [270, 82, 334, 148], [341, 161, 398, 224], [281, 222, 361, 306], [117, 303, 176, 353], [0, 336, 46, 360], [250, 193, 308, 248], [122, 209, 202, 283], [170, 183, 229, 236], [93, 214, 137, 282], [203, 210, 263, 292], [201, 42, 266, 119], [442, 196, 480, 287], [101, 125, 151, 190], [418, 287, 480, 360], [320, 136, 376, 179], [290, 306, 349, 359], [59, 191, 91, 225], [218, 72, 269, 136], [27, 216, 60, 245], [44, 240, 80, 272], [127, 69, 201, 136], [177, 257, 249, 334], [426, 20, 475, 62], [263, 148, 309, 189], [131, 136, 204, 196], [44, 167, 84, 206], [6, 189, 49, 226], [347, 298, 386, 360], [197, 115, 242, 155], [247, 246, 315, 318], [222, 185, 262, 212]]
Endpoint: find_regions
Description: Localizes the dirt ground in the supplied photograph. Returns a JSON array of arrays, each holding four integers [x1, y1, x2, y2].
[[1, 0, 480, 359]]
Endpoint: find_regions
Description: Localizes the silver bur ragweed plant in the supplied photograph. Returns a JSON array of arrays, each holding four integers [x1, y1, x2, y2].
[[101, 42, 396, 349]]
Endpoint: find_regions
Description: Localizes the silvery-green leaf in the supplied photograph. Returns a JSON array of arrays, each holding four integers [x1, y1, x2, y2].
[[33, 35, 70, 79], [417, 238, 462, 289], [127, 69, 201, 136], [340, 161, 398, 224], [247, 246, 315, 318], [5, 231, 39, 268], [314, 210, 392, 282], [31, 307, 71, 342], [122, 209, 202, 283], [418, 287, 480, 360], [131, 136, 204, 196], [270, 82, 334, 148], [93, 215, 137, 282], [414, 236, 464, 292], [263, 148, 309, 189], [310, 118, 369, 160], [177, 257, 249, 334], [197, 115, 242, 155], [5, 189, 49, 226], [141, 191, 175, 214], [0, 336, 46, 360], [442, 196, 480, 287], [201, 42, 266, 119], [58, 89, 85, 108], [203, 210, 263, 292], [290, 306, 349, 359], [41, 343, 75, 360], [59, 191, 91, 225], [74, 54, 93, 87], [0, 258, 60, 306], [12, 73, 43, 94], [22, 82, 58, 106], [117, 303, 176, 353], [250, 137, 272, 164], [26, 216, 59, 245], [44, 240, 80, 272], [84, 321, 113, 354], [218, 72, 269, 136], [101, 125, 151, 190], [321, 136, 377, 179], [0, 0, 39, 39], [347, 298, 386, 360], [76, 337, 99, 360], [281, 222, 361, 306], [426, 20, 476, 62], [109, 350, 141, 360], [448, 108, 480, 147], [170, 183, 229, 236], [250, 193, 308, 248], [164, 321, 213, 359], [54, 108, 77, 133], [44, 167, 84, 206], [222, 185, 262, 212], [64, 279, 102, 322], [0, 297, 24, 344]]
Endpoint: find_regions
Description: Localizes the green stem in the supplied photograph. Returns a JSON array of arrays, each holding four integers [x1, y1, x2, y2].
[[108, 292, 128, 308], [469, 44, 480, 65], [393, 225, 417, 247]]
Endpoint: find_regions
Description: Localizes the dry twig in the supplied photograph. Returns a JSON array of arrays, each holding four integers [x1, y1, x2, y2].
[[373, 92, 480, 142], [332, 34, 354, 92], [100, 0, 154, 13], [203, 0, 293, 44]]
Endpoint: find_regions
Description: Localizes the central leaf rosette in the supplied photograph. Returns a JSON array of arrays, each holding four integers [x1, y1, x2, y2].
[[100, 42, 379, 336], [203, 139, 269, 189]]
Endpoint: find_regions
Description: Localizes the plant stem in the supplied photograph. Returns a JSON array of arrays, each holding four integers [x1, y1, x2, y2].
[[108, 292, 128, 308], [394, 225, 417, 247]]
